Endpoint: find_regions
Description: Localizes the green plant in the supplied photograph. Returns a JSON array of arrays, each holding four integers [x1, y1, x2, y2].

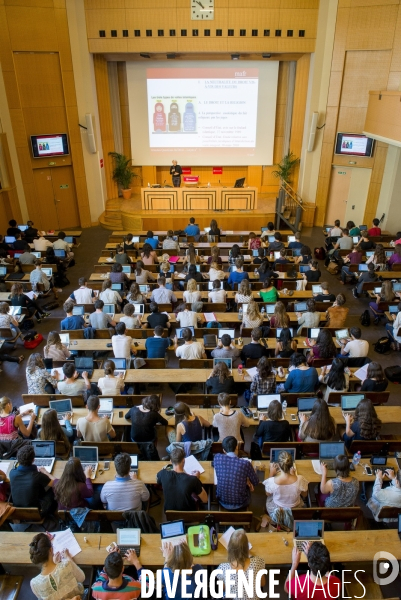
[[109, 152, 138, 189], [272, 151, 300, 183]]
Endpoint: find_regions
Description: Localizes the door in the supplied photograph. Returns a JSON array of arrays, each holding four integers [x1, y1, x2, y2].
[[33, 166, 80, 230], [325, 167, 352, 226]]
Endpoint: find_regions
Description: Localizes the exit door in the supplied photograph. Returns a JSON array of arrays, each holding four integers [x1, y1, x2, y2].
[[33, 166, 80, 231]]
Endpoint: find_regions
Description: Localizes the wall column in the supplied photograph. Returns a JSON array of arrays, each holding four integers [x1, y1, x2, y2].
[[374, 146, 401, 231]]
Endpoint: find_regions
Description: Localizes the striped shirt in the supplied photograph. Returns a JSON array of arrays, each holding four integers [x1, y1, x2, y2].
[[100, 476, 150, 511], [92, 571, 142, 600]]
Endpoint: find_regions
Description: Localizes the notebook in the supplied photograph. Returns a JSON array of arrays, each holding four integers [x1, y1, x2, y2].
[[32, 440, 55, 473], [293, 521, 324, 558], [341, 394, 364, 415], [73, 446, 99, 479]]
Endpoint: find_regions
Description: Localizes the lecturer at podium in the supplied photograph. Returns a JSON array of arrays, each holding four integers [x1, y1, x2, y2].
[[170, 160, 182, 187]]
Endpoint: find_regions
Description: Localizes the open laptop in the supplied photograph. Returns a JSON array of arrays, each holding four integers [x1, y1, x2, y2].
[[274, 251, 281, 259], [276, 328, 295, 339], [116, 528, 141, 555], [72, 305, 85, 316], [14, 253, 22, 259], [59, 332, 70, 346], [113, 358, 127, 378], [176, 326, 195, 345], [132, 304, 145, 314], [73, 446, 99, 479], [389, 305, 399, 314], [297, 397, 317, 416], [268, 235, 275, 243], [358, 264, 369, 271], [312, 285, 322, 294], [264, 305, 275, 314], [288, 236, 296, 243], [257, 394, 281, 416], [8, 306, 24, 322], [112, 283, 124, 291], [359, 225, 367, 231], [54, 249, 66, 258], [374, 286, 382, 294], [130, 454, 139, 473], [5, 236, 16, 244], [122, 265, 131, 274], [160, 520, 187, 553], [139, 284, 148, 293], [49, 398, 72, 424], [385, 250, 394, 258], [98, 398, 114, 420], [218, 328, 236, 340], [293, 521, 324, 557], [352, 236, 360, 244], [74, 356, 94, 378], [42, 267, 52, 277], [393, 283, 401, 292], [366, 251, 375, 258], [213, 358, 232, 371], [307, 328, 321, 340], [32, 251, 41, 259], [335, 328, 349, 342], [18, 225, 28, 232], [319, 441, 346, 476], [294, 302, 308, 312], [252, 249, 260, 257], [341, 393, 365, 416], [32, 440, 56, 473], [270, 447, 296, 466], [64, 236, 74, 244], [103, 303, 115, 318], [0, 266, 8, 277], [299, 265, 310, 273]]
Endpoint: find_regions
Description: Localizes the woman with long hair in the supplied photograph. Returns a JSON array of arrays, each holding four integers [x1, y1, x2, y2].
[[9, 282, 47, 321], [248, 232, 261, 250], [208, 260, 225, 282], [228, 244, 242, 265], [299, 397, 336, 442], [369, 280, 396, 317], [171, 402, 210, 443], [182, 243, 199, 271], [0, 395, 36, 443], [184, 263, 203, 283], [183, 278, 202, 304], [125, 394, 168, 443], [295, 245, 312, 265], [307, 328, 336, 360], [257, 258, 279, 283], [297, 298, 321, 335], [209, 219, 221, 241], [140, 242, 158, 265], [319, 357, 349, 402], [162, 542, 203, 599], [97, 359, 125, 395], [259, 278, 278, 303], [38, 408, 72, 448], [275, 327, 298, 358], [253, 247, 265, 264], [46, 457, 94, 509], [99, 278, 123, 310], [255, 399, 291, 445], [123, 233, 137, 253], [159, 259, 175, 289], [215, 529, 266, 599], [235, 279, 252, 304], [26, 353, 59, 394], [126, 282, 145, 305], [44, 331, 71, 362], [134, 259, 155, 285], [29, 532, 85, 600], [241, 299, 263, 331], [250, 357, 276, 400], [270, 301, 289, 328], [361, 361, 388, 392], [366, 243, 386, 271], [206, 361, 235, 394], [343, 398, 382, 448], [207, 245, 222, 265], [109, 262, 130, 290], [388, 244, 401, 269]]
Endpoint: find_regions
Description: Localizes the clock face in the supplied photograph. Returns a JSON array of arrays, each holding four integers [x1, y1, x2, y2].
[[191, 0, 214, 20]]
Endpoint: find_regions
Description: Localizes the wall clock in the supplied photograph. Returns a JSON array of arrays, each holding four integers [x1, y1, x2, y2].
[[191, 0, 214, 20]]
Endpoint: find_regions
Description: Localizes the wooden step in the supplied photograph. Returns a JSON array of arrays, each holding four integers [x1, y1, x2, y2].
[[99, 198, 124, 230]]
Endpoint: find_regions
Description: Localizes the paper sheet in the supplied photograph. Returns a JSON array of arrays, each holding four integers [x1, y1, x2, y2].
[[219, 527, 252, 550], [52, 528, 81, 557], [0, 462, 13, 476], [203, 312, 217, 322], [353, 363, 369, 381], [311, 460, 322, 475], [24, 291, 37, 300], [245, 366, 258, 378], [184, 455, 205, 475], [20, 402, 35, 415], [51, 367, 65, 380]]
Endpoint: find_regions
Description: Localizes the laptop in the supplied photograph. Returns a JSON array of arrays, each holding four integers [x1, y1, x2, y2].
[[366, 251, 375, 257], [307, 328, 321, 340], [335, 328, 349, 341], [299, 265, 310, 273], [72, 305, 85, 316], [274, 251, 281, 259], [288, 236, 296, 243], [32, 440, 55, 473], [341, 394, 365, 416], [117, 528, 141, 555], [113, 358, 127, 378], [204, 227, 211, 233], [14, 253, 22, 259], [8, 306, 24, 322], [319, 441, 346, 476], [32, 251, 41, 259], [42, 267, 52, 277], [130, 454, 139, 473], [160, 520, 187, 553], [358, 264, 368, 271], [0, 266, 8, 277], [112, 283, 124, 291], [139, 285, 148, 293], [218, 328, 236, 339], [399, 513, 401, 541], [49, 398, 72, 424], [64, 236, 74, 244], [122, 265, 131, 274], [59, 332, 70, 345], [292, 248, 302, 257], [176, 326, 195, 345], [276, 328, 295, 339], [268, 235, 275, 243], [385, 250, 394, 258], [54, 249, 66, 258], [252, 249, 259, 257], [374, 286, 382, 294], [270, 448, 296, 465], [213, 358, 232, 371], [297, 397, 317, 416], [352, 236, 360, 244], [393, 283, 401, 292], [73, 446, 99, 479], [312, 285, 322, 294], [74, 356, 94, 378], [293, 521, 324, 556], [325, 226, 332, 233], [264, 305, 275, 314], [257, 394, 281, 416], [18, 225, 28, 232], [132, 304, 145, 314], [389, 305, 398, 314], [98, 398, 114, 420], [5, 236, 15, 243], [131, 236, 140, 243], [359, 225, 367, 231], [103, 304, 115, 318], [294, 302, 308, 312]]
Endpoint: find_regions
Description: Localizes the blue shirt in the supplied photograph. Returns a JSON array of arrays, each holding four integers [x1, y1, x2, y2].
[[284, 367, 319, 393], [227, 270, 249, 290], [61, 315, 85, 330], [184, 224, 200, 236], [214, 452, 259, 509], [145, 237, 158, 249], [288, 241, 303, 249], [145, 337, 172, 358]]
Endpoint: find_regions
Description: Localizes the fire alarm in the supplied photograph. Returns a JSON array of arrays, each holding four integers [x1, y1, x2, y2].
[[100, 159, 104, 168]]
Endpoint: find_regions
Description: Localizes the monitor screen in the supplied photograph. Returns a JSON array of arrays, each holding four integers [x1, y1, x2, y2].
[[74, 447, 98, 462], [160, 520, 185, 539], [72, 306, 84, 315], [176, 326, 195, 338], [294, 521, 323, 539], [31, 133, 69, 158], [335, 133, 374, 157], [341, 394, 365, 410], [5, 236, 15, 243], [32, 441, 55, 457], [218, 329, 236, 339], [213, 358, 232, 370], [319, 442, 345, 459], [258, 394, 281, 409], [297, 398, 317, 412]]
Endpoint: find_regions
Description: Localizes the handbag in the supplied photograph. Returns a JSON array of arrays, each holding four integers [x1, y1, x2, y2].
[[24, 333, 43, 349]]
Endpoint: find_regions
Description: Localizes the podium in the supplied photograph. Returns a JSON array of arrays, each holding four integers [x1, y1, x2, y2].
[[141, 186, 258, 211]]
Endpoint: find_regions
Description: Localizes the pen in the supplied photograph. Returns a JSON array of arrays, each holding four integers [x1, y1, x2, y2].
[[98, 535, 101, 549]]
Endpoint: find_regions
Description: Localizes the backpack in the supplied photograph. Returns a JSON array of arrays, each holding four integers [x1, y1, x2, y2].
[[373, 336, 392, 354], [360, 310, 371, 327], [384, 365, 401, 383], [326, 262, 339, 275], [24, 332, 43, 349], [206, 321, 222, 329], [314, 247, 326, 260], [21, 318, 35, 331]]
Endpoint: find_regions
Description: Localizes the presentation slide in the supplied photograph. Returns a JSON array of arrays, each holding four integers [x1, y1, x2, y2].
[[36, 135, 64, 156], [127, 61, 279, 166], [340, 135, 368, 156]]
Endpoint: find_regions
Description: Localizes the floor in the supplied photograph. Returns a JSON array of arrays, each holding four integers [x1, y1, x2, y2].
[[3, 223, 401, 599]]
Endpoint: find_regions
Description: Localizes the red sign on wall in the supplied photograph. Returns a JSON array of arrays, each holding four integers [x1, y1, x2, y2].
[[100, 159, 104, 168], [183, 176, 199, 183], [213, 167, 223, 174], [182, 167, 192, 174]]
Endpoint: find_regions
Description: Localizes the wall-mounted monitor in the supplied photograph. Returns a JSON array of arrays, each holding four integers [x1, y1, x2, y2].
[[30, 134, 69, 159], [335, 133, 374, 157]]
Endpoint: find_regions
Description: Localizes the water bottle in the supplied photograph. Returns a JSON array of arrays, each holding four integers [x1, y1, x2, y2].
[[282, 400, 287, 416], [207, 182, 210, 187], [199, 525, 207, 551], [261, 306, 265, 314], [238, 364, 243, 376], [254, 268, 258, 276], [352, 451, 361, 467], [238, 306, 243, 321], [147, 182, 150, 187], [110, 250, 114, 259]]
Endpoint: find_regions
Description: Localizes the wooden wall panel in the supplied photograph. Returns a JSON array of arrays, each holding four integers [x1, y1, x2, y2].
[[5, 6, 58, 51], [290, 54, 310, 189], [346, 5, 398, 50]]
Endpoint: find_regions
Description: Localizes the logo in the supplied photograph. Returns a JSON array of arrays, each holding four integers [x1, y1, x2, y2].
[[373, 551, 399, 585]]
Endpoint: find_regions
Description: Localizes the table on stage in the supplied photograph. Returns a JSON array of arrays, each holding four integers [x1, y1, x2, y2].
[[141, 186, 258, 211]]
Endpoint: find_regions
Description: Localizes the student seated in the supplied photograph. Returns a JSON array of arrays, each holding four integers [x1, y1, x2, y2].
[[241, 327, 269, 363], [163, 230, 180, 251], [114, 244, 131, 265], [57, 361, 91, 397], [125, 395, 168, 443], [241, 299, 264, 331], [227, 258, 249, 290], [207, 245, 222, 265], [184, 216, 200, 237], [369, 280, 396, 316], [30, 260, 59, 299], [325, 293, 349, 328], [184, 263, 203, 284], [267, 232, 284, 252], [24, 220, 39, 243], [235, 278, 253, 304], [76, 395, 116, 442], [368, 469, 401, 523], [37, 408, 72, 450], [249, 356, 276, 401], [285, 542, 341, 599], [261, 221, 275, 238], [208, 278, 227, 303], [183, 278, 202, 304], [33, 235, 53, 252], [248, 231, 262, 250], [255, 399, 291, 445], [299, 397, 336, 442], [176, 302, 202, 328], [206, 361, 235, 394], [0, 301, 23, 341], [212, 392, 249, 442], [97, 359, 125, 396], [340, 247, 363, 283], [338, 326, 369, 358], [269, 301, 289, 328], [70, 277, 96, 304], [92, 549, 144, 599], [112, 321, 137, 362], [211, 333, 240, 364], [343, 398, 381, 448], [388, 244, 401, 268], [332, 227, 353, 251], [157, 447, 207, 511], [356, 231, 375, 252], [317, 454, 359, 507], [208, 261, 225, 283], [120, 302, 142, 329], [144, 230, 159, 249], [61, 299, 86, 330], [385, 300, 401, 344], [12, 231, 30, 252], [275, 327, 298, 358], [150, 276, 177, 304], [368, 217, 381, 237], [172, 402, 210, 442], [257, 258, 279, 283], [312, 280, 336, 303], [288, 231, 303, 249], [0, 395, 36, 449], [326, 219, 342, 239], [145, 325, 173, 358], [209, 219, 221, 241], [259, 278, 279, 303], [318, 358, 349, 402], [174, 327, 206, 359], [366, 243, 386, 271], [147, 301, 171, 329], [89, 299, 117, 329], [99, 278, 123, 310], [306, 328, 336, 360], [295, 245, 312, 265], [45, 457, 94, 509], [53, 231, 74, 261], [30, 532, 85, 600], [347, 220, 360, 237], [182, 243, 200, 271], [303, 259, 321, 283], [111, 262, 131, 289], [100, 452, 149, 512], [26, 353, 59, 394], [274, 248, 291, 267], [296, 298, 321, 335], [162, 542, 203, 600], [10, 445, 55, 513], [360, 361, 388, 392]]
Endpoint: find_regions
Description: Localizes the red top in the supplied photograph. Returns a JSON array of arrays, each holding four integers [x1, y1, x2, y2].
[[0, 414, 19, 441], [288, 573, 341, 599], [368, 227, 381, 236]]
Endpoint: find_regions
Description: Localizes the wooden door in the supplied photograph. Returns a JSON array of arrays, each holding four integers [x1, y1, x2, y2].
[[325, 167, 352, 226], [51, 167, 80, 229], [33, 168, 59, 231]]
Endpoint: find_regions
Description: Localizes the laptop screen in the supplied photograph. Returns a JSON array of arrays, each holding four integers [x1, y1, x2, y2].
[[74, 447, 98, 462], [359, 225, 367, 231], [312, 285, 322, 294], [0, 266, 7, 276], [352, 236, 360, 244], [276, 328, 294, 339], [257, 394, 281, 409], [294, 521, 323, 540], [294, 302, 307, 312], [288, 236, 296, 243], [59, 333, 70, 345], [308, 328, 320, 339], [10, 306, 22, 315], [268, 236, 275, 243], [65, 236, 74, 243], [335, 328, 349, 340], [32, 252, 41, 258], [358, 264, 368, 271], [133, 304, 144, 314], [297, 398, 317, 412], [122, 265, 131, 273], [49, 399, 72, 414], [103, 304, 115, 314], [112, 283, 124, 291], [274, 251, 281, 259], [5, 236, 15, 243], [72, 305, 84, 315], [54, 249, 66, 257], [113, 358, 127, 369], [75, 357, 94, 369], [341, 394, 365, 410], [365, 251, 375, 257], [18, 225, 28, 231], [374, 287, 382, 294], [176, 326, 195, 339], [42, 268, 52, 277], [252, 249, 259, 257], [117, 528, 140, 545], [14, 253, 22, 259], [264, 305, 275, 314], [389, 305, 399, 314], [130, 455, 138, 469], [270, 448, 296, 464], [385, 251, 393, 258], [213, 358, 232, 370], [139, 285, 148, 293], [99, 399, 113, 412], [299, 265, 310, 273], [319, 442, 345, 460], [160, 520, 185, 539], [32, 441, 55, 457], [218, 329, 235, 339]]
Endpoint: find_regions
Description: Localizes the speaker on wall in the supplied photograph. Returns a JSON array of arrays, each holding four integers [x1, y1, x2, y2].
[[85, 113, 97, 153], [307, 112, 319, 152]]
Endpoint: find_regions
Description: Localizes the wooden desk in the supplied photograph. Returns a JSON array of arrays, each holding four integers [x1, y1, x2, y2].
[[110, 230, 293, 238], [141, 187, 258, 211], [89, 271, 302, 282], [113, 312, 313, 325]]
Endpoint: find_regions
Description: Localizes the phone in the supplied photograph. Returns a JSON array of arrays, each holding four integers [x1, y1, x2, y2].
[[119, 411, 123, 418], [291, 414, 297, 421], [103, 461, 110, 470], [106, 343, 112, 347]]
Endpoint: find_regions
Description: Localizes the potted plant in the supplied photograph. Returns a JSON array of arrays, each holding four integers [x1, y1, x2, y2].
[[272, 151, 300, 184], [109, 152, 138, 199]]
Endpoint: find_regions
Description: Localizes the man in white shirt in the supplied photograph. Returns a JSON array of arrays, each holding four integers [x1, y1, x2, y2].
[[339, 326, 369, 357], [208, 280, 227, 304], [176, 303, 202, 328], [33, 236, 53, 252], [53, 231, 74, 260], [150, 277, 177, 304], [174, 327, 206, 359], [70, 277, 96, 304], [112, 322, 137, 361]]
